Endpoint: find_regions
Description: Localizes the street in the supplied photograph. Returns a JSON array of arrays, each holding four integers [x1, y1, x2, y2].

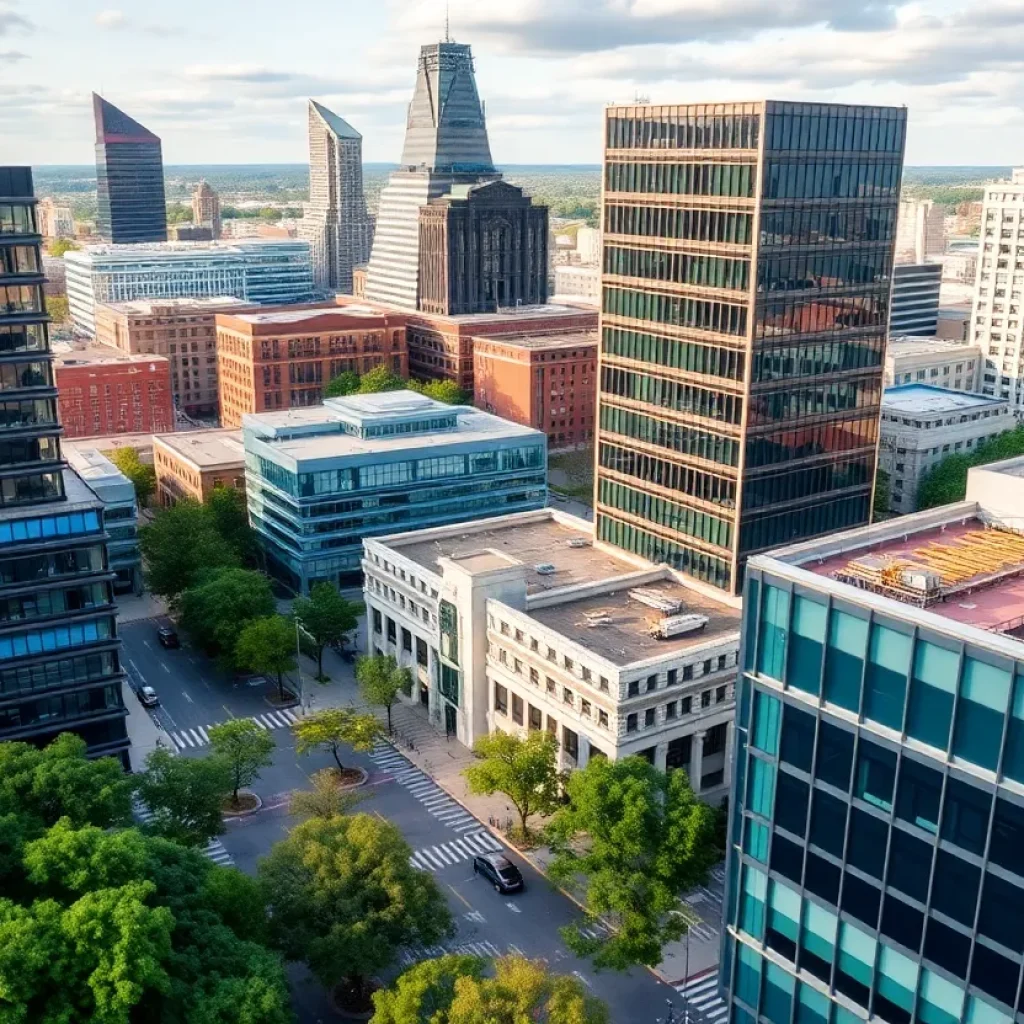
[[120, 618, 692, 1023]]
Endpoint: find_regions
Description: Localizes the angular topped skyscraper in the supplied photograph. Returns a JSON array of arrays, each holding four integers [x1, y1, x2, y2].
[[300, 100, 374, 294], [93, 93, 167, 244]]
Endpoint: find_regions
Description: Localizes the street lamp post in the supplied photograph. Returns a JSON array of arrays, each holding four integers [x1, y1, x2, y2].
[[294, 618, 305, 713]]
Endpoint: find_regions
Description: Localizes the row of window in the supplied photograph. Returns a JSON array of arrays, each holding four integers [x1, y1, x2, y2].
[[0, 616, 113, 661], [606, 161, 756, 199], [604, 203, 753, 245], [601, 365, 743, 425], [747, 378, 881, 427], [0, 360, 50, 393], [604, 285, 748, 337], [603, 325, 745, 382], [741, 454, 873, 512], [759, 206, 897, 248], [762, 107, 906, 155], [762, 159, 901, 201], [739, 493, 871, 555], [0, 509, 101, 547], [0, 581, 111, 625], [0, 204, 35, 235], [752, 333, 885, 383], [0, 435, 60, 471], [0, 470, 63, 509], [755, 292, 888, 339], [0, 284, 42, 314], [0, 245, 39, 276], [0, 322, 46, 355], [598, 403, 741, 468], [599, 441, 737, 508], [606, 111, 761, 152], [758, 250, 894, 295], [0, 649, 119, 699], [604, 244, 750, 292], [0, 683, 123, 732], [744, 412, 879, 468], [0, 397, 57, 431]]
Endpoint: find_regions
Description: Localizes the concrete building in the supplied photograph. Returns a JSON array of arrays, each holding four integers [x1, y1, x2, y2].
[[299, 100, 373, 295], [94, 296, 253, 418], [36, 198, 74, 239], [575, 226, 601, 266], [63, 444, 142, 594], [723, 455, 1024, 1024], [596, 101, 906, 596], [553, 264, 601, 306], [153, 428, 245, 506], [244, 391, 547, 593], [940, 250, 978, 284], [169, 224, 213, 243], [937, 301, 973, 342], [53, 343, 174, 439], [41, 254, 66, 298], [895, 198, 946, 264], [891, 262, 942, 336], [975, 169, 1024, 411], [64, 240, 314, 334], [93, 93, 166, 245], [884, 337, 982, 391], [363, 508, 738, 794], [473, 331, 597, 450], [190, 180, 221, 240], [215, 304, 408, 428], [0, 167, 128, 763], [878, 384, 1011, 513]]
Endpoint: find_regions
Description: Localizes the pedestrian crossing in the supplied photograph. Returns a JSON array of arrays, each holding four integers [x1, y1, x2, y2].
[[399, 938, 506, 967], [675, 972, 727, 1023], [409, 830, 503, 872], [132, 800, 235, 867], [169, 709, 299, 751], [369, 742, 482, 833]]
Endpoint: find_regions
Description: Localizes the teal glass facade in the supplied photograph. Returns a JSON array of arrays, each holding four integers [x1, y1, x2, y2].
[[723, 566, 1024, 1024]]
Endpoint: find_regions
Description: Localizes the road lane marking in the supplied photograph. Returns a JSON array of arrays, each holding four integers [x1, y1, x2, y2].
[[161, 663, 171, 674], [448, 884, 472, 909], [505, 902, 521, 913], [571, 970, 592, 989], [182, 691, 193, 702]]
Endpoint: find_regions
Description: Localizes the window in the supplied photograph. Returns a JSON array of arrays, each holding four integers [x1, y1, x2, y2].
[[752, 691, 781, 754], [863, 624, 911, 731], [628, 679, 640, 697], [494, 683, 508, 715], [681, 696, 693, 715], [701, 690, 711, 708], [716, 685, 727, 703], [372, 608, 382, 634], [747, 757, 775, 818], [530, 667, 539, 684], [644, 708, 655, 728], [895, 756, 942, 834], [563, 687, 574, 707], [546, 677, 556, 694], [888, 828, 932, 903], [941, 777, 991, 857], [758, 585, 790, 680], [780, 703, 815, 773], [667, 668, 677, 687], [666, 701, 678, 720], [788, 596, 826, 695], [598, 709, 608, 728], [646, 674, 657, 692], [855, 740, 896, 812], [953, 657, 1010, 771], [907, 641, 958, 751], [511, 694, 523, 725], [580, 699, 591, 718], [626, 713, 638, 733], [528, 705, 542, 731], [824, 610, 867, 711], [817, 720, 853, 789], [776, 772, 809, 837], [599, 675, 609, 692]]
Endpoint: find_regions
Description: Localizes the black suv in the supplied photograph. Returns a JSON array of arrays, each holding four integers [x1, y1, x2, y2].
[[157, 627, 179, 649], [472, 851, 523, 893]]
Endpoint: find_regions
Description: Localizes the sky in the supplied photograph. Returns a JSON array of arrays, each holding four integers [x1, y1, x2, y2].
[[2, 0, 1024, 167]]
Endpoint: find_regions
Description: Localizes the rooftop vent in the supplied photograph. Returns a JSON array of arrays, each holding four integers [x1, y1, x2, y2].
[[567, 538, 591, 549], [630, 588, 685, 614], [534, 563, 556, 576]]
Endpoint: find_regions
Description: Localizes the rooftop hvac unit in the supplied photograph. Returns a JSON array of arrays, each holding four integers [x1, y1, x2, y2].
[[534, 563, 556, 575], [630, 588, 685, 614], [651, 614, 709, 640], [567, 538, 591, 548]]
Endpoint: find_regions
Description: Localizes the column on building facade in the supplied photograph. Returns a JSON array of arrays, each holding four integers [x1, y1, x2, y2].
[[723, 721, 736, 788], [690, 730, 706, 794], [654, 742, 668, 772], [578, 732, 591, 769]]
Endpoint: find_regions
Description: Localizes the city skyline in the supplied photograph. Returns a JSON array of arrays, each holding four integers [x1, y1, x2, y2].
[[3, 0, 1023, 166]]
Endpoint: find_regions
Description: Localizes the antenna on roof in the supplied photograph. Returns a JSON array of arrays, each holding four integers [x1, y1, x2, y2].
[[444, 0, 451, 42]]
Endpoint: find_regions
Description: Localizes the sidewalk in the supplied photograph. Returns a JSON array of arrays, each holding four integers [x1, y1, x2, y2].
[[123, 682, 176, 772]]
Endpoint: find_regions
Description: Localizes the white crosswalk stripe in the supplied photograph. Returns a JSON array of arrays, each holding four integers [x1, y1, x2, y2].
[[399, 938, 504, 966], [409, 830, 503, 872], [169, 711, 298, 751], [675, 972, 727, 1023], [132, 800, 236, 867]]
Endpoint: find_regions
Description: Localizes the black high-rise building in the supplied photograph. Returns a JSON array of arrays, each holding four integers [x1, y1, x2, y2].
[[0, 168, 128, 764], [93, 93, 167, 244]]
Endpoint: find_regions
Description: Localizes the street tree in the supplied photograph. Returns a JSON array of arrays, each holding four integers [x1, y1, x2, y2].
[[356, 654, 411, 735], [369, 955, 484, 1024], [357, 365, 406, 393], [179, 567, 275, 662], [108, 447, 156, 507], [208, 719, 276, 808], [324, 369, 360, 398], [292, 582, 361, 680], [206, 484, 259, 566], [133, 748, 231, 847], [259, 813, 453, 1010], [236, 615, 297, 702], [546, 755, 719, 971], [293, 707, 381, 777], [463, 730, 560, 839], [289, 768, 363, 820], [406, 378, 468, 405]]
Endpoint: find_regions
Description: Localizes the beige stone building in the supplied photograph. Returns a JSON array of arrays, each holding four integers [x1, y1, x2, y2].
[[153, 428, 245, 505]]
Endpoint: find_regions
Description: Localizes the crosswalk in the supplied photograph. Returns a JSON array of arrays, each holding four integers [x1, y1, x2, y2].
[[683, 863, 725, 944], [675, 972, 727, 1023], [399, 938, 508, 967], [369, 742, 482, 833], [409, 830, 503, 872], [132, 800, 235, 867], [169, 709, 299, 750]]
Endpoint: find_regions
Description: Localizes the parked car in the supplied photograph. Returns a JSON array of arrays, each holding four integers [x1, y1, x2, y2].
[[139, 686, 160, 707], [157, 626, 179, 649], [472, 852, 523, 893]]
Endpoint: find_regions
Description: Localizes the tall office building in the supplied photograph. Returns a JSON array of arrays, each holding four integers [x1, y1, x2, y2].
[[895, 198, 946, 264], [890, 263, 942, 336], [300, 100, 373, 294], [0, 168, 128, 763], [975, 169, 1024, 408], [595, 101, 906, 596], [191, 180, 221, 240], [723, 454, 1024, 1024], [93, 93, 167, 244]]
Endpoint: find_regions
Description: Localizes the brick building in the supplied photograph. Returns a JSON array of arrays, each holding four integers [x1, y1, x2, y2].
[[153, 429, 244, 505], [94, 296, 253, 417], [215, 305, 408, 428], [53, 343, 174, 439], [473, 331, 598, 450]]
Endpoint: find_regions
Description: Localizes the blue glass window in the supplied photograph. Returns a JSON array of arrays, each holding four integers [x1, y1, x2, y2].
[[816, 720, 853, 789], [941, 777, 991, 857], [863, 624, 911, 731], [788, 596, 826, 695], [918, 968, 965, 1024], [743, 817, 769, 863], [734, 942, 762, 1010], [989, 797, 1024, 877], [824, 610, 867, 711], [770, 834, 804, 886], [954, 658, 1010, 772], [800, 901, 837, 983], [877, 945, 919, 1023], [889, 827, 933, 903], [931, 850, 981, 929], [965, 994, 1013, 1024], [895, 756, 941, 834], [855, 739, 896, 811], [971, 942, 1020, 1010], [906, 641, 958, 751], [751, 690, 781, 755], [841, 873, 880, 929], [780, 703, 815, 773], [835, 921, 875, 1006], [747, 756, 775, 819], [743, 576, 759, 671], [810, 788, 847, 858], [978, 871, 1024, 953], [740, 865, 767, 939], [758, 585, 789, 681], [847, 806, 887, 880], [762, 962, 794, 1023], [795, 983, 829, 1024], [1001, 674, 1024, 784], [766, 877, 800, 960]]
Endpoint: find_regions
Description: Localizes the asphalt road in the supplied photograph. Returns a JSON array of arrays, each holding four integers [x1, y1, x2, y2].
[[120, 619, 686, 1024]]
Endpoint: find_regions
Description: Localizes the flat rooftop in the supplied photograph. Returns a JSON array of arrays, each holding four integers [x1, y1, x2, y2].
[[225, 305, 391, 327], [886, 336, 977, 357], [475, 330, 598, 352], [882, 384, 1004, 416], [0, 468, 100, 523], [154, 429, 244, 468], [53, 342, 169, 367], [66, 240, 307, 262], [102, 297, 251, 315], [409, 304, 596, 326], [63, 445, 126, 484]]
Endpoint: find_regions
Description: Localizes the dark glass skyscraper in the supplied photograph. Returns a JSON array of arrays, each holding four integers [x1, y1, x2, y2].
[[595, 101, 906, 595], [0, 168, 128, 764], [93, 93, 167, 244]]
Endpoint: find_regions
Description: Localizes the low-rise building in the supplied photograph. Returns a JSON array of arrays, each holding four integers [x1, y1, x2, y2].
[[215, 305, 408, 428], [473, 331, 598, 450], [936, 301, 972, 341], [153, 428, 245, 505], [940, 249, 978, 284], [71, 432, 155, 464], [244, 391, 547, 593], [62, 444, 142, 594], [552, 265, 601, 306], [53, 343, 174, 439], [878, 384, 1012, 514], [884, 336, 982, 392], [36, 198, 74, 239], [363, 508, 739, 799]]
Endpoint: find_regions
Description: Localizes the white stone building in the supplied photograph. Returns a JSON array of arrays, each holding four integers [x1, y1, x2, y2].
[[883, 336, 982, 392], [362, 508, 739, 801], [552, 265, 600, 307], [895, 198, 946, 264]]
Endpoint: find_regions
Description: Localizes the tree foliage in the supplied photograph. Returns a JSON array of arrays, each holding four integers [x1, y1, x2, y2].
[[259, 814, 453, 997], [917, 425, 1024, 510], [324, 369, 361, 398], [292, 582, 362, 680], [546, 756, 719, 971], [179, 567, 275, 662], [47, 237, 80, 258], [208, 718, 276, 804], [289, 768, 363, 820], [873, 467, 891, 521], [236, 615, 297, 701], [358, 365, 407, 394], [464, 731, 560, 837], [206, 484, 260, 567], [293, 707, 381, 774], [323, 368, 469, 406], [108, 446, 156, 507], [356, 654, 411, 735], [406, 378, 469, 405], [45, 294, 70, 325]]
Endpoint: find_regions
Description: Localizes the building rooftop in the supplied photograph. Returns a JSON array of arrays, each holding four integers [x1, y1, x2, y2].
[[224, 304, 393, 327], [71, 433, 155, 461], [153, 429, 244, 468], [102, 296, 251, 315], [64, 240, 309, 263], [881, 384, 1004, 416], [52, 342, 169, 367], [886, 336, 977, 358], [0, 468, 101, 523], [474, 330, 598, 352], [62, 446, 135, 504]]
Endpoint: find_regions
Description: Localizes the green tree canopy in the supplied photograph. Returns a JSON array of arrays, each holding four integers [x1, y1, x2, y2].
[[47, 237, 80, 258], [259, 813, 453, 1001], [208, 719, 276, 806], [916, 425, 1024, 510], [206, 484, 259, 566], [108, 446, 156, 507], [179, 566, 275, 662], [463, 731, 560, 838], [166, 203, 194, 224], [407, 378, 468, 405], [293, 707, 382, 775], [357, 365, 407, 393], [292, 582, 362, 680], [133, 747, 231, 847], [236, 615, 297, 701], [356, 654, 411, 735], [546, 756, 719, 971], [873, 467, 891, 521], [289, 767, 364, 820], [45, 294, 70, 326], [324, 369, 361, 398]]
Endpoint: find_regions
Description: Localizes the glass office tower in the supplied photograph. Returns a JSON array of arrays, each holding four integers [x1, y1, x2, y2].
[[596, 101, 906, 595], [722, 457, 1024, 1024], [0, 168, 128, 764]]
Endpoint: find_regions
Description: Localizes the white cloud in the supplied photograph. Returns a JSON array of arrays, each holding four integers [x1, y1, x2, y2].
[[93, 9, 127, 29]]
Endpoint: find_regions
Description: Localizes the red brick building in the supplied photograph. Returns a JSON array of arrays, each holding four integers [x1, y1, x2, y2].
[[474, 331, 598, 451], [54, 343, 174, 439]]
